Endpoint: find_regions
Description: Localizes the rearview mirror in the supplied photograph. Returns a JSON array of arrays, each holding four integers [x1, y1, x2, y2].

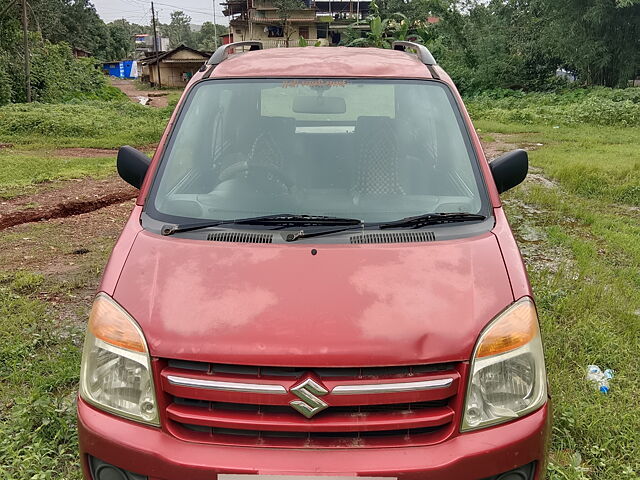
[[490, 149, 528, 194], [117, 146, 151, 189], [293, 96, 346, 114]]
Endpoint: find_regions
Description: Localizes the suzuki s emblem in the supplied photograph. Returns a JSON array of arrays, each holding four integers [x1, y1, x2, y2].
[[289, 377, 329, 418]]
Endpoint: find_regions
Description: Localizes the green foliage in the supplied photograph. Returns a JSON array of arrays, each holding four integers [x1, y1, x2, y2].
[[0, 100, 172, 148], [538, 0, 640, 87], [0, 272, 83, 480], [162, 11, 194, 49], [23, 0, 111, 61], [298, 37, 322, 47], [274, 0, 306, 43], [0, 51, 12, 106], [30, 43, 108, 103], [196, 22, 229, 51], [375, 0, 640, 92], [0, 33, 120, 105], [346, 1, 408, 48], [466, 88, 640, 127]]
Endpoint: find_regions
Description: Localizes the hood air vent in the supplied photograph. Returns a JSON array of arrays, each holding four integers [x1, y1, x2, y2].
[[350, 231, 436, 244], [207, 232, 273, 243]]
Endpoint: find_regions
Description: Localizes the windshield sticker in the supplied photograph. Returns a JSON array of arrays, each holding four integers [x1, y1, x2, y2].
[[282, 79, 348, 89]]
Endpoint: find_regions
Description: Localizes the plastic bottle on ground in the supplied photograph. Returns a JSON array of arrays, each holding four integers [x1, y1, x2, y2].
[[586, 365, 610, 394]]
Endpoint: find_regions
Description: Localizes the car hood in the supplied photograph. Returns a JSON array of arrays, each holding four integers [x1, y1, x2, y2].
[[113, 230, 513, 366]]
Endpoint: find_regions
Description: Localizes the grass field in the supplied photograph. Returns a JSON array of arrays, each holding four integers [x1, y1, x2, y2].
[[474, 121, 640, 479], [0, 92, 639, 479]]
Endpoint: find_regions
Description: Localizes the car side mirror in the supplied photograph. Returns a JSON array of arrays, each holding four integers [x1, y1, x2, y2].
[[490, 149, 528, 194], [117, 146, 150, 189]]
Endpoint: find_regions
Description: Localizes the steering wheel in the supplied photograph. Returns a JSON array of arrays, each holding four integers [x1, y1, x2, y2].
[[219, 161, 294, 191]]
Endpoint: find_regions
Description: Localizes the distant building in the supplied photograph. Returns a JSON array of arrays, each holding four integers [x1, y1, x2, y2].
[[72, 47, 92, 58], [134, 34, 171, 56], [140, 45, 210, 87], [222, 0, 372, 47]]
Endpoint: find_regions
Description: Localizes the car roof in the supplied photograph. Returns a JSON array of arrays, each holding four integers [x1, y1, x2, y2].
[[211, 46, 440, 80]]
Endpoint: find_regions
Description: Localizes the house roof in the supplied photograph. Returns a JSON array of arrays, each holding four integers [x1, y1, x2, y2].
[[143, 44, 209, 65], [211, 46, 439, 79]]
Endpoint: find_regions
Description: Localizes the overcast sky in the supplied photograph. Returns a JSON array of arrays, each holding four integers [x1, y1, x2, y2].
[[92, 0, 228, 26]]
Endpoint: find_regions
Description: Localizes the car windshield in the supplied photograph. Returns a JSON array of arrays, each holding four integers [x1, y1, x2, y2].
[[148, 79, 488, 224]]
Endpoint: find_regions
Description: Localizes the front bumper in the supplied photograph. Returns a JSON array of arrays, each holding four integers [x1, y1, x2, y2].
[[78, 397, 551, 480]]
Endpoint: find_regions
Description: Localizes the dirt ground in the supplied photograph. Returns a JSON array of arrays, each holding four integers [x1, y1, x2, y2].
[[110, 78, 169, 108], [481, 133, 544, 160], [0, 176, 137, 231]]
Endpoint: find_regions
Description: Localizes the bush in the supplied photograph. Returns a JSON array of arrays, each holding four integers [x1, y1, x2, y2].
[[1, 39, 118, 105], [466, 88, 640, 127], [0, 100, 172, 148]]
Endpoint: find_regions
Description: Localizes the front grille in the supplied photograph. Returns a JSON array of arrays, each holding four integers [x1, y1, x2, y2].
[[167, 360, 455, 378], [160, 360, 462, 448]]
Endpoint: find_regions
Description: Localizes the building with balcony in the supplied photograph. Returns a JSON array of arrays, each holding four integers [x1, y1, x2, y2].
[[134, 34, 171, 57], [222, 0, 371, 48]]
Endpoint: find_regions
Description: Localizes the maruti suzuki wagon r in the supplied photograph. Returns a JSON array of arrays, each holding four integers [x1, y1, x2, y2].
[[78, 42, 550, 480]]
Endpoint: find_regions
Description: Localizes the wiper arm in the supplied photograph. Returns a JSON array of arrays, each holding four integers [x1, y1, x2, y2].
[[378, 212, 486, 229], [161, 214, 362, 236], [161, 220, 229, 236], [285, 224, 364, 242]]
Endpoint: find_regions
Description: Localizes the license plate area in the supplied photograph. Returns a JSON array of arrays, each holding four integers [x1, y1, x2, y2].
[[220, 476, 396, 480]]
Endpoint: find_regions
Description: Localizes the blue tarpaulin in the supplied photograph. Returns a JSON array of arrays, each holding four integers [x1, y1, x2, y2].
[[103, 61, 138, 79]]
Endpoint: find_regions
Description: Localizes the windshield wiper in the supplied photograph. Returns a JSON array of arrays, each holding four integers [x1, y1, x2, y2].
[[233, 214, 363, 226], [161, 214, 362, 236], [378, 212, 486, 229]]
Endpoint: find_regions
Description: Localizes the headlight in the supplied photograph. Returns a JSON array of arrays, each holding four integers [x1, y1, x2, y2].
[[462, 297, 547, 431], [79, 294, 159, 426]]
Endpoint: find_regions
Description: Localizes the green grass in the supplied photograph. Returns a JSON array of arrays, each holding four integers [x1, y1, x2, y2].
[[474, 121, 640, 207], [0, 272, 83, 479], [0, 98, 169, 198], [0, 150, 116, 199], [484, 121, 640, 479], [0, 100, 172, 149]]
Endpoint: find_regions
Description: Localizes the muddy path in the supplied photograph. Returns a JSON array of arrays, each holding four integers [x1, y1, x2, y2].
[[110, 78, 170, 108], [0, 175, 137, 231]]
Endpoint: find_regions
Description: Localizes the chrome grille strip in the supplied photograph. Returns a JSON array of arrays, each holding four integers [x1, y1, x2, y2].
[[332, 378, 454, 395], [167, 375, 288, 394], [167, 375, 453, 395]]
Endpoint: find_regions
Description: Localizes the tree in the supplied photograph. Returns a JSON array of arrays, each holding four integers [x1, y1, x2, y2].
[[273, 0, 305, 47], [196, 21, 228, 51], [536, 0, 640, 86], [163, 10, 194, 48]]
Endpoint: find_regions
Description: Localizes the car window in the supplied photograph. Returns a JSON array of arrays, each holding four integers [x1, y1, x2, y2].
[[149, 79, 487, 224]]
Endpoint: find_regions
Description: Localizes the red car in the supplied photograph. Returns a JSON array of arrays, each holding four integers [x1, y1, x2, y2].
[[78, 42, 550, 480]]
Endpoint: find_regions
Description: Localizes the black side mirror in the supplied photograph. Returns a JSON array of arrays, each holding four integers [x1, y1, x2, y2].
[[490, 149, 528, 194], [117, 146, 151, 189]]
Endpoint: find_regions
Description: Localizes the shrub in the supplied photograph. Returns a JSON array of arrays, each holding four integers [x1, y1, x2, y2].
[[466, 88, 640, 127], [1, 39, 118, 105], [0, 101, 172, 148]]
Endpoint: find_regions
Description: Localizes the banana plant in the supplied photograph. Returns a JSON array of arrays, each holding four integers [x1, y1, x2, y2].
[[298, 37, 322, 47], [346, 1, 408, 49]]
